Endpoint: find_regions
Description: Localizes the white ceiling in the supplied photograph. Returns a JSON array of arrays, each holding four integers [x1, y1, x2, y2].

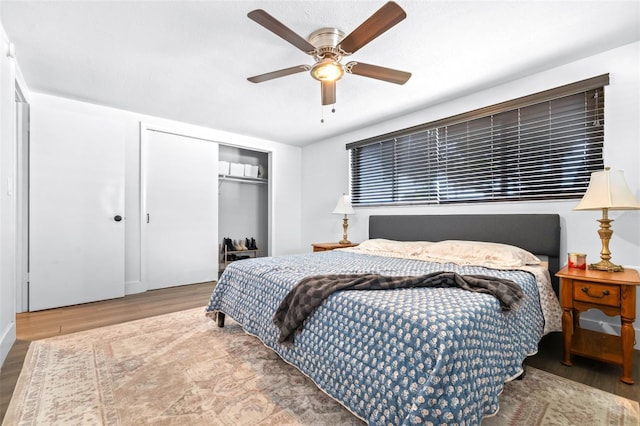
[[1, 1, 639, 147]]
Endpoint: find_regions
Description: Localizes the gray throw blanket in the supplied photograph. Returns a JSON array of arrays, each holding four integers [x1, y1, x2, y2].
[[273, 271, 523, 343]]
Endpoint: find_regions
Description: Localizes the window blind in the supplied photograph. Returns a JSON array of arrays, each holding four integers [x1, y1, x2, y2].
[[349, 75, 607, 207]]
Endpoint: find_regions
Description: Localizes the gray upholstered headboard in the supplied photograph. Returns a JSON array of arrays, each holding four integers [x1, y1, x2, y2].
[[369, 214, 561, 293]]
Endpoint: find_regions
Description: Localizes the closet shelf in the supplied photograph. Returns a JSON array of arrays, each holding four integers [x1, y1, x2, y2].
[[218, 174, 268, 185]]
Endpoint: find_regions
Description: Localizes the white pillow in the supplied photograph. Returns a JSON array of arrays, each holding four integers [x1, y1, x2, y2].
[[355, 239, 433, 255], [421, 240, 541, 268]]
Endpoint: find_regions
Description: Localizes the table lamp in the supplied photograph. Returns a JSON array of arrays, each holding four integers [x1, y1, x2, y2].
[[332, 194, 355, 244], [574, 167, 640, 272]]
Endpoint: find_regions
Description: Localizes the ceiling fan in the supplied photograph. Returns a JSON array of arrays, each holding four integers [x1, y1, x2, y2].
[[246, 1, 412, 107]]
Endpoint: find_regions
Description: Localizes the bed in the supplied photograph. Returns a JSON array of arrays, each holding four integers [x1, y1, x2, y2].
[[206, 214, 562, 425]]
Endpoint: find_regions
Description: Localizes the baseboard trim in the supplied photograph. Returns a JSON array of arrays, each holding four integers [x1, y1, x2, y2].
[[125, 280, 146, 295], [0, 321, 16, 368]]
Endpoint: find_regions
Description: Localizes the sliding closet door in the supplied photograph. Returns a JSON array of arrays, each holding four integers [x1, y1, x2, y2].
[[142, 128, 218, 290], [29, 104, 125, 311]]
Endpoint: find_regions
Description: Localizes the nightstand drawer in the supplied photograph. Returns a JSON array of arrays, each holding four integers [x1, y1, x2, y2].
[[573, 281, 620, 307]]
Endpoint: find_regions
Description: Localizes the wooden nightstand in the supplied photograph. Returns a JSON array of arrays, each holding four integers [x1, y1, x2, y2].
[[312, 242, 358, 252], [556, 266, 640, 384]]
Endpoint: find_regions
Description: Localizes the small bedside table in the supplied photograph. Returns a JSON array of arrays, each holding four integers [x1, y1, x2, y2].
[[312, 242, 358, 252], [556, 266, 640, 384]]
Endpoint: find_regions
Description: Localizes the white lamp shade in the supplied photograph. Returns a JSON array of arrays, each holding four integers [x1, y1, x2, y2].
[[332, 194, 355, 215], [574, 169, 640, 211]]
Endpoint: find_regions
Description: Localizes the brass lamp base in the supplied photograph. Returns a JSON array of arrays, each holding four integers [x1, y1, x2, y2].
[[588, 260, 624, 272], [339, 215, 351, 245], [590, 208, 624, 272]]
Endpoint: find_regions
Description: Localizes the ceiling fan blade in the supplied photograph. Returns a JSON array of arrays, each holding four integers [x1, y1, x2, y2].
[[346, 62, 411, 85], [247, 65, 310, 83], [339, 2, 406, 54], [248, 9, 316, 54], [321, 80, 336, 105]]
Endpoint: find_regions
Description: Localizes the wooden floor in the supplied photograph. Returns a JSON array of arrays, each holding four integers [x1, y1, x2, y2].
[[1, 281, 639, 423]]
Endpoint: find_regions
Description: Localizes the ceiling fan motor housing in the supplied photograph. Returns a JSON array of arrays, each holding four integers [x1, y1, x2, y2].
[[308, 27, 345, 50]]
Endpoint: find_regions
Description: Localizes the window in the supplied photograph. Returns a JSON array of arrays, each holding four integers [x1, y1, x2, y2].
[[348, 75, 607, 206]]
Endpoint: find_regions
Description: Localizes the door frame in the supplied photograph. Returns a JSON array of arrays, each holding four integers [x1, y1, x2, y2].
[[14, 69, 30, 313], [139, 122, 220, 291]]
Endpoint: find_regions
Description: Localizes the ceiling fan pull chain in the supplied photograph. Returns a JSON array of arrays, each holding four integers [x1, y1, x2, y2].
[[321, 106, 325, 123]]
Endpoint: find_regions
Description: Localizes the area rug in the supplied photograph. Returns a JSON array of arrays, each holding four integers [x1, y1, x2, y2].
[[4, 308, 639, 426]]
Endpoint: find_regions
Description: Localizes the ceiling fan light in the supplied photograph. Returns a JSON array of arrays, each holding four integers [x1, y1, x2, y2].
[[310, 59, 344, 82]]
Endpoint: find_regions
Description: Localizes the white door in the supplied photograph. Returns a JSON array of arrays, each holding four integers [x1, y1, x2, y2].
[[142, 128, 218, 290], [29, 105, 125, 311]]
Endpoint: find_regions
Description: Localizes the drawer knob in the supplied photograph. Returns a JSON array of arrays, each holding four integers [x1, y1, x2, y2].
[[581, 287, 610, 298]]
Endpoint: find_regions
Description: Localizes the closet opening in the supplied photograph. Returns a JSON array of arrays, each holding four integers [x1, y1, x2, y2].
[[218, 145, 269, 275]]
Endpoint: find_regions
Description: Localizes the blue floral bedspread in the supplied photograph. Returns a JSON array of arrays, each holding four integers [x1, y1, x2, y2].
[[206, 251, 547, 425]]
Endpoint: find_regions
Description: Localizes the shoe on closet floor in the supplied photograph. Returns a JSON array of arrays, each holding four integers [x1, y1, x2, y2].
[[224, 237, 235, 252]]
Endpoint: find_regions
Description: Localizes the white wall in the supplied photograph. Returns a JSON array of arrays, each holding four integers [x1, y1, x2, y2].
[[31, 93, 303, 295], [302, 41, 640, 346], [0, 24, 17, 366]]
